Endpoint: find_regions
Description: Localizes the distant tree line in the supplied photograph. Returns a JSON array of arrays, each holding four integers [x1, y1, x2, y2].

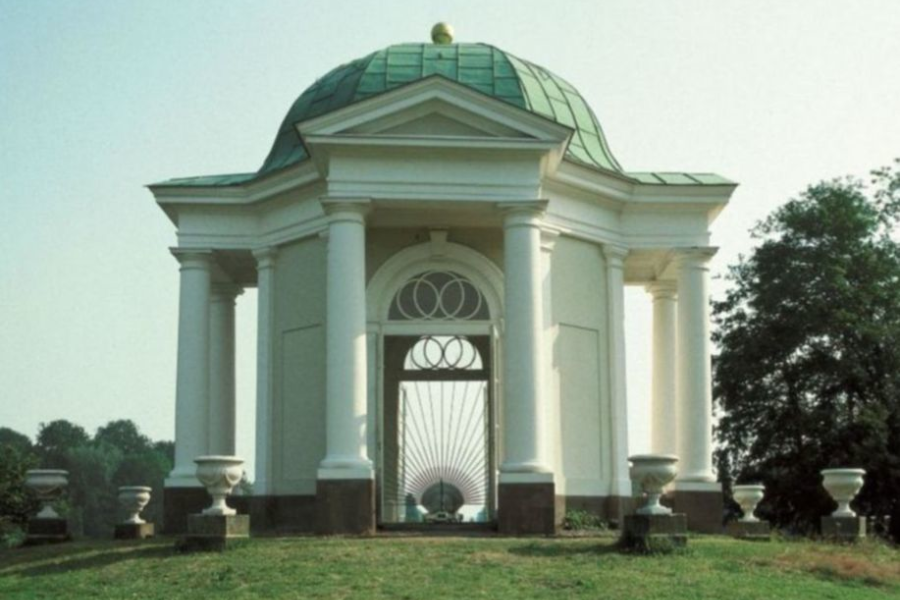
[[713, 161, 900, 542], [0, 420, 172, 544]]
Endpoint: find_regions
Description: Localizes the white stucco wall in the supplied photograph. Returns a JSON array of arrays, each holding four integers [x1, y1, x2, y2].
[[551, 235, 611, 497], [271, 236, 327, 495]]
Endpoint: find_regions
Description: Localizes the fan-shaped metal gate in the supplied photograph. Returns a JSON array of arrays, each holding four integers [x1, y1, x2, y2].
[[379, 334, 494, 524]]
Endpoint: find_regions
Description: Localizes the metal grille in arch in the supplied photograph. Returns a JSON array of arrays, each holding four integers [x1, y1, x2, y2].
[[389, 271, 490, 321]]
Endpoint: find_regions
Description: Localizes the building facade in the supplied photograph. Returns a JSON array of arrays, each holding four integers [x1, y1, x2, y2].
[[150, 27, 736, 535]]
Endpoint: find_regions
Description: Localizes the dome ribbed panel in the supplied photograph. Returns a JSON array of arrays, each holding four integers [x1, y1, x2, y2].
[[257, 43, 622, 178]]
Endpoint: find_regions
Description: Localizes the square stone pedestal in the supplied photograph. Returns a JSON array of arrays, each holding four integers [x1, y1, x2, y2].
[[822, 516, 866, 542], [316, 477, 375, 535], [179, 514, 250, 552], [668, 482, 724, 533], [726, 520, 770, 541], [24, 518, 70, 546], [498, 474, 557, 535], [621, 514, 687, 552], [114, 522, 155, 540]]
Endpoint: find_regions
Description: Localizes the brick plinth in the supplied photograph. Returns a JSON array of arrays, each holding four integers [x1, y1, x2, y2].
[[498, 482, 557, 535], [316, 479, 375, 535]]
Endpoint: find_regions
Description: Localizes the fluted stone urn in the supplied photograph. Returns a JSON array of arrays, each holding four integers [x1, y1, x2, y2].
[[629, 454, 679, 515], [733, 484, 765, 523], [118, 486, 152, 524], [25, 470, 68, 519], [195, 456, 244, 516], [821, 468, 865, 518]]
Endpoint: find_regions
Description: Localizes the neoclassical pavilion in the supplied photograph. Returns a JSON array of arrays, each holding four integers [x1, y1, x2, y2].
[[150, 25, 736, 535]]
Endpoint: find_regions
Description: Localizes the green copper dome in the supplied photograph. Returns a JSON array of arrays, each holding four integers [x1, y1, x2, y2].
[[257, 43, 623, 176]]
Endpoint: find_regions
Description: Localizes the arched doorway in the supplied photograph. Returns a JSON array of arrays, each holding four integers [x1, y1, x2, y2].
[[367, 243, 503, 527]]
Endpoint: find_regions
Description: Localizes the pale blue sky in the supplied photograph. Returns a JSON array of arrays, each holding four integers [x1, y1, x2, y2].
[[2, 1, 899, 478]]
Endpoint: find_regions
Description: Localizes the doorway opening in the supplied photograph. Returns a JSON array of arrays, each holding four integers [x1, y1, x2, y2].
[[379, 334, 494, 526]]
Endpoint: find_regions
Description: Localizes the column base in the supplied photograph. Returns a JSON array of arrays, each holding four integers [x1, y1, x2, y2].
[[316, 478, 375, 535], [822, 516, 866, 542], [24, 518, 71, 546], [163, 487, 210, 534], [498, 475, 557, 535], [726, 520, 770, 541], [250, 495, 317, 534], [667, 482, 723, 533], [114, 522, 155, 540], [179, 514, 250, 552], [621, 514, 687, 553]]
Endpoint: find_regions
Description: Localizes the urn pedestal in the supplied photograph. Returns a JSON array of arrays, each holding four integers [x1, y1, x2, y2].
[[115, 486, 155, 540], [622, 514, 688, 552], [820, 468, 866, 542], [23, 470, 70, 546], [179, 456, 249, 552], [620, 455, 686, 552], [821, 516, 866, 542], [728, 484, 770, 541]]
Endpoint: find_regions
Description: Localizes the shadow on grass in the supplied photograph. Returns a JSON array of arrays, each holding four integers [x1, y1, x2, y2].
[[508, 540, 622, 558], [6, 543, 175, 578]]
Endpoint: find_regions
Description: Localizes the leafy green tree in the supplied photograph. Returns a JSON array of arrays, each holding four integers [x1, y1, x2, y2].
[[94, 420, 151, 457], [0, 443, 39, 541], [713, 162, 900, 537], [35, 420, 89, 469], [0, 428, 34, 455]]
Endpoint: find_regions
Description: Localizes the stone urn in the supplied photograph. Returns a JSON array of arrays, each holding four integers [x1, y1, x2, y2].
[[118, 486, 152, 524], [195, 456, 244, 516], [733, 484, 765, 523], [629, 454, 679, 515], [25, 470, 68, 519], [821, 468, 866, 518]]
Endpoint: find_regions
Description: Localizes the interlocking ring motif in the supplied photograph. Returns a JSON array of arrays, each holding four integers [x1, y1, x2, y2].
[[406, 335, 482, 371], [390, 271, 488, 321]]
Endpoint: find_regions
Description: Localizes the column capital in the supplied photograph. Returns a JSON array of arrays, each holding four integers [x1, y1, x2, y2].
[[540, 227, 560, 253], [321, 197, 371, 223], [252, 246, 278, 269], [602, 244, 629, 266], [645, 279, 678, 300], [170, 248, 213, 269], [210, 282, 244, 302], [671, 246, 718, 268], [498, 200, 548, 229]]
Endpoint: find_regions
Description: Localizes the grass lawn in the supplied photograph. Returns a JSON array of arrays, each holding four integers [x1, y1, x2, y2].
[[0, 534, 898, 599]]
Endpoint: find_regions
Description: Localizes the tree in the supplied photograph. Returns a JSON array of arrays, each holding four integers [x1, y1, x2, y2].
[[712, 162, 900, 537], [94, 420, 151, 457], [35, 420, 89, 469], [0, 443, 39, 541], [0, 428, 33, 455]]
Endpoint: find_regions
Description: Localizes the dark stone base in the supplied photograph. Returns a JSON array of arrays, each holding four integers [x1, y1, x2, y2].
[[498, 482, 557, 535], [24, 518, 70, 546], [822, 516, 866, 542], [316, 479, 375, 535], [114, 522, 155, 540], [163, 487, 210, 535], [726, 520, 770, 541], [250, 494, 316, 534], [668, 489, 724, 533], [562, 495, 635, 529], [621, 514, 687, 553], [179, 514, 250, 552]]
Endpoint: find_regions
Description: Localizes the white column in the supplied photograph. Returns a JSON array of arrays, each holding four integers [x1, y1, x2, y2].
[[166, 249, 212, 487], [208, 283, 242, 456], [540, 229, 561, 480], [499, 202, 550, 479], [603, 245, 631, 497], [319, 200, 373, 478], [647, 281, 678, 456], [675, 248, 717, 483], [253, 247, 277, 494]]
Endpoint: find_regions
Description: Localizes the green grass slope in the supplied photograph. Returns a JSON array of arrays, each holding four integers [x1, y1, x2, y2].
[[1, 536, 897, 600]]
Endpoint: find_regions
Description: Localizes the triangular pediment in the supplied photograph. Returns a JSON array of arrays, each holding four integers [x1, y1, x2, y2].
[[296, 77, 572, 146]]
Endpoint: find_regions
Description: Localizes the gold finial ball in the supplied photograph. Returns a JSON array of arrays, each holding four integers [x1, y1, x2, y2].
[[431, 22, 454, 44]]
